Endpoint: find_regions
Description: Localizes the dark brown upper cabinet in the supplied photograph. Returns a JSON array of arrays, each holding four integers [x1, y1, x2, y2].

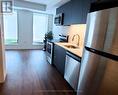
[[56, 1, 72, 26], [56, 0, 118, 25], [90, 0, 118, 12], [56, 0, 92, 25], [71, 0, 91, 24]]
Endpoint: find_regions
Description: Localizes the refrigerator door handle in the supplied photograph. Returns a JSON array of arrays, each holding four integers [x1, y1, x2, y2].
[[85, 46, 118, 61]]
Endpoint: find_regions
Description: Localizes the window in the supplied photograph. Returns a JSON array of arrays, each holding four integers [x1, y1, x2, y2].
[[3, 11, 18, 45], [33, 13, 48, 44]]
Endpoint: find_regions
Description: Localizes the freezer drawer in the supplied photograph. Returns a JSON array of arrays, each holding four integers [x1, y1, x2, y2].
[[64, 52, 80, 90]]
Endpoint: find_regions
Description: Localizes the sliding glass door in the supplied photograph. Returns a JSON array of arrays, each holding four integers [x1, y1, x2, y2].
[[3, 11, 18, 45]]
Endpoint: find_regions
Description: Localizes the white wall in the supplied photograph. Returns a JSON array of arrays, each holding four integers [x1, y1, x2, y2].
[[53, 25, 70, 39], [0, 10, 6, 83], [68, 25, 86, 49]]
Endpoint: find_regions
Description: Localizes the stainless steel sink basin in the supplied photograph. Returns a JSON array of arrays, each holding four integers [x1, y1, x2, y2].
[[64, 45, 79, 49]]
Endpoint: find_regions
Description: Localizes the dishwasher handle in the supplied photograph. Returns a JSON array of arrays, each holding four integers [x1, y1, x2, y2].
[[66, 51, 81, 62]]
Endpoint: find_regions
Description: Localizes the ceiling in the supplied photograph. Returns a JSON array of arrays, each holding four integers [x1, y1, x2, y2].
[[22, 0, 71, 9]]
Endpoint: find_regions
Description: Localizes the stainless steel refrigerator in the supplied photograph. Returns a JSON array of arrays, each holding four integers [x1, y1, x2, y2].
[[77, 7, 118, 95]]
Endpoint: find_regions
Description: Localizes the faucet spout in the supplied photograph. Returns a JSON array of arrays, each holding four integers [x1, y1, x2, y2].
[[72, 34, 80, 46]]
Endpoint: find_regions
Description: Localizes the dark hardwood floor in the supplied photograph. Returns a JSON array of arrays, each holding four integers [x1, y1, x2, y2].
[[0, 50, 75, 95]]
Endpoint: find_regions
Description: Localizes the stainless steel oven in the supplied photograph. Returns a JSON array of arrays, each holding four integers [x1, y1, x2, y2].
[[46, 34, 68, 64], [46, 41, 53, 64]]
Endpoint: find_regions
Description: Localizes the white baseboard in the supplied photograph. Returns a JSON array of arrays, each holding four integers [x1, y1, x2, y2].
[[5, 45, 44, 50]]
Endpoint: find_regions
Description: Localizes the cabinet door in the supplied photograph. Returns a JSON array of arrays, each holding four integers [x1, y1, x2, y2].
[[71, 0, 83, 24], [53, 44, 66, 75], [91, 0, 118, 3], [56, 0, 91, 25], [56, 1, 72, 25], [90, 0, 118, 12], [63, 2, 72, 25], [71, 0, 91, 24]]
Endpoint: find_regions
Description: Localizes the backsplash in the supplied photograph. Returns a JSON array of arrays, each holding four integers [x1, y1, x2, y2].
[[53, 23, 86, 48], [68, 24, 86, 48], [53, 25, 70, 39]]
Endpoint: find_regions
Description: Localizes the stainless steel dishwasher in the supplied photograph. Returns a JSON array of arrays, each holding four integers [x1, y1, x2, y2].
[[64, 51, 81, 91]]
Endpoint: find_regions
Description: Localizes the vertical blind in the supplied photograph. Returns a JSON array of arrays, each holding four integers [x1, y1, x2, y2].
[[33, 13, 48, 43]]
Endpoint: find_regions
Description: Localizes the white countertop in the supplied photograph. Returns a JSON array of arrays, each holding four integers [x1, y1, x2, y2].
[[55, 42, 83, 57]]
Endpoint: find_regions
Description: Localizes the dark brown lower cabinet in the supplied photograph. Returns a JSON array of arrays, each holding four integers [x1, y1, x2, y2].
[[53, 44, 66, 76]]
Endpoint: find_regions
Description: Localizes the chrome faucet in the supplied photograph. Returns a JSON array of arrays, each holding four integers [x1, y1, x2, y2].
[[72, 34, 80, 46]]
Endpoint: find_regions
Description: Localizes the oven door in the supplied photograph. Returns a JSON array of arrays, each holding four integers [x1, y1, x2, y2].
[[46, 42, 53, 64]]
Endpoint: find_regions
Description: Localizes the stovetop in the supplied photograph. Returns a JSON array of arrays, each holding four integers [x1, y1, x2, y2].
[[47, 39, 68, 43], [47, 34, 68, 43]]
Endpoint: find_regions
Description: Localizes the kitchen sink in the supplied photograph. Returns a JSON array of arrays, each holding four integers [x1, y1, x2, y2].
[[64, 45, 79, 49]]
